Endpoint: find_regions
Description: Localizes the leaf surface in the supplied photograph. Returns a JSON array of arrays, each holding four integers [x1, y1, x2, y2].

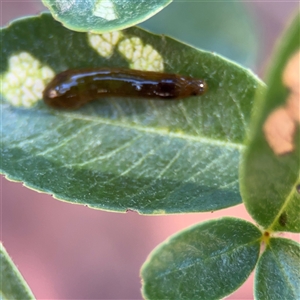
[[255, 238, 300, 300], [0, 244, 35, 300], [141, 218, 261, 300], [42, 0, 172, 33], [0, 13, 264, 213], [240, 13, 300, 231]]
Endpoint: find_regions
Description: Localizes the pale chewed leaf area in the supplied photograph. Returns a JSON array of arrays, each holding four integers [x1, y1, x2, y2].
[[88, 31, 164, 71], [88, 31, 123, 57], [263, 50, 300, 155], [93, 0, 118, 21], [118, 37, 164, 71], [1, 52, 54, 107]]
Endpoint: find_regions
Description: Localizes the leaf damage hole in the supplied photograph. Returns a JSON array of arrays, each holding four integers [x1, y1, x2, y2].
[[263, 50, 300, 155]]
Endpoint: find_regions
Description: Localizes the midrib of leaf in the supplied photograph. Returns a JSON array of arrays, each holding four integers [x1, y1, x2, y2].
[[52, 111, 245, 150], [267, 174, 300, 231]]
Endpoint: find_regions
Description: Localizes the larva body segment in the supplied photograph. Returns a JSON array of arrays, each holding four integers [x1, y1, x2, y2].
[[43, 68, 207, 109]]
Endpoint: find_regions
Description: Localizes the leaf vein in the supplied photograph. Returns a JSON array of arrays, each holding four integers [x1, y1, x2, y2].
[[66, 133, 144, 167], [106, 141, 169, 183], [56, 112, 244, 150]]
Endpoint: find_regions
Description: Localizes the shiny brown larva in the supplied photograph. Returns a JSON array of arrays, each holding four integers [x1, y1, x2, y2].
[[43, 68, 207, 109]]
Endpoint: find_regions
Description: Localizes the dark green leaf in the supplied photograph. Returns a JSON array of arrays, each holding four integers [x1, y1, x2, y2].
[[255, 238, 300, 300], [42, 0, 172, 33], [141, 0, 258, 67], [141, 217, 261, 299], [0, 13, 264, 214], [0, 244, 35, 300], [240, 13, 300, 232]]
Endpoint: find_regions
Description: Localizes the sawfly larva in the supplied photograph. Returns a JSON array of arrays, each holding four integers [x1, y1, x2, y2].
[[43, 68, 207, 109]]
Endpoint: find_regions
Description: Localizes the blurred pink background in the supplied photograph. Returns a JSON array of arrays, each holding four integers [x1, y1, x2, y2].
[[1, 2, 299, 299]]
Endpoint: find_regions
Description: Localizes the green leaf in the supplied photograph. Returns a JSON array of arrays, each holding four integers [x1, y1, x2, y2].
[[42, 0, 172, 33], [240, 13, 300, 232], [0, 13, 264, 214], [141, 0, 258, 68], [255, 238, 300, 300], [141, 217, 261, 300], [0, 244, 35, 300]]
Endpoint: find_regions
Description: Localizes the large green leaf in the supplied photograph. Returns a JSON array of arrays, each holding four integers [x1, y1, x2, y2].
[[0, 244, 35, 300], [0, 13, 264, 214], [240, 13, 300, 232], [255, 238, 300, 300], [141, 0, 258, 68], [141, 218, 261, 299], [42, 0, 172, 33]]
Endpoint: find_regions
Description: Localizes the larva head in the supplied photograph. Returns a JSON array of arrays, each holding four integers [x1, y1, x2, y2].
[[187, 79, 207, 96]]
